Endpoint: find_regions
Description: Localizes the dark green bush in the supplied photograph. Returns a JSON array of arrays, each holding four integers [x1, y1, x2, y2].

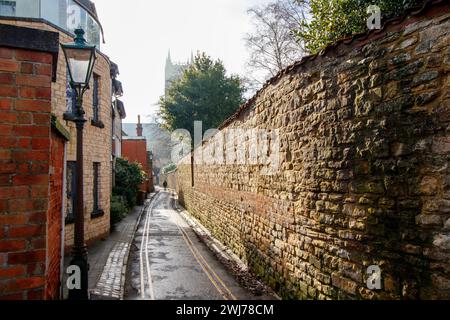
[[110, 158, 147, 226], [110, 195, 128, 226], [296, 0, 427, 54], [113, 158, 147, 208]]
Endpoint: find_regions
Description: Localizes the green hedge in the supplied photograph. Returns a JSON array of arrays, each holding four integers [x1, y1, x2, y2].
[[111, 158, 147, 226]]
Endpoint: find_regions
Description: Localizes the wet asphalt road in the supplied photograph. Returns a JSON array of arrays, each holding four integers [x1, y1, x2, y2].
[[125, 189, 257, 300]]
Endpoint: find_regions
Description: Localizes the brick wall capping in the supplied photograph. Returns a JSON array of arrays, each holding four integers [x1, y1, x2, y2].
[[51, 114, 71, 141], [0, 23, 59, 81]]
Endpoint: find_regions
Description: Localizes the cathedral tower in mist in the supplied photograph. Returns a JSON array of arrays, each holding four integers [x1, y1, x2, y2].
[[164, 50, 194, 95]]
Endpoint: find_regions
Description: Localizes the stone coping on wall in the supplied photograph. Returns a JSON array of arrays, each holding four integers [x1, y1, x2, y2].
[[0, 23, 59, 81], [51, 114, 71, 141]]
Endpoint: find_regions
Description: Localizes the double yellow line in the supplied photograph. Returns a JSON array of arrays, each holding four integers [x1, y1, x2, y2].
[[140, 194, 157, 300], [172, 193, 237, 300]]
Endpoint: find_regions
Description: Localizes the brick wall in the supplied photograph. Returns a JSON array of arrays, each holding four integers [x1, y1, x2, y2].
[[0, 19, 113, 249], [45, 130, 65, 300], [176, 2, 450, 300], [123, 139, 151, 193], [0, 45, 54, 300]]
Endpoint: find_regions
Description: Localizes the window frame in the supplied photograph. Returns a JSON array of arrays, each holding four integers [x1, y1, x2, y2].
[[63, 65, 79, 121], [91, 73, 105, 128], [91, 162, 104, 218], [65, 161, 77, 225]]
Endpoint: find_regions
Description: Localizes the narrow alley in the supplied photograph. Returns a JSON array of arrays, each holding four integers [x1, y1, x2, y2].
[[125, 189, 262, 300], [1, 0, 449, 305]]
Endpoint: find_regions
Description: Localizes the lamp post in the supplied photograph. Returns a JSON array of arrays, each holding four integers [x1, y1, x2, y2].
[[61, 28, 97, 300], [148, 152, 154, 192]]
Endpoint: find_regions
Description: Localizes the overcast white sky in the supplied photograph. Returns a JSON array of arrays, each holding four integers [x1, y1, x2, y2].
[[94, 0, 271, 123]]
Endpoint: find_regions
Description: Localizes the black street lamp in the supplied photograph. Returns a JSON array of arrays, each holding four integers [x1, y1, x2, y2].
[[61, 28, 96, 300]]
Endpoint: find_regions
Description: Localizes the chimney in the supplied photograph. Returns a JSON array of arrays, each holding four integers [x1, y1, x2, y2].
[[137, 115, 143, 137]]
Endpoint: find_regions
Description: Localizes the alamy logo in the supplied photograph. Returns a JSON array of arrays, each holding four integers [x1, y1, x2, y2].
[[66, 265, 81, 290], [171, 121, 281, 175], [367, 5, 381, 30], [366, 265, 382, 290]]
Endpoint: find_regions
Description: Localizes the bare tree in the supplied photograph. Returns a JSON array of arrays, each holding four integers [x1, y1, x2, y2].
[[244, 0, 309, 91]]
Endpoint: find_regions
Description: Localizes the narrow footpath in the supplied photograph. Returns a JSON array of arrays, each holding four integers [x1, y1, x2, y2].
[[125, 189, 261, 300], [62, 203, 148, 300]]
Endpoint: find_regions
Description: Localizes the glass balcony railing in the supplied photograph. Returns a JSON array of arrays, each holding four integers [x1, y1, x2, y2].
[[0, 0, 101, 48]]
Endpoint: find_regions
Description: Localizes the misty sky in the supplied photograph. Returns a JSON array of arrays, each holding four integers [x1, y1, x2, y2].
[[94, 0, 271, 123]]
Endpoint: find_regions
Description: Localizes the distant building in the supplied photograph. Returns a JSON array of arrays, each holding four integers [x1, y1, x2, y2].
[[164, 50, 193, 95], [122, 122, 172, 184], [110, 61, 126, 187], [122, 116, 154, 200]]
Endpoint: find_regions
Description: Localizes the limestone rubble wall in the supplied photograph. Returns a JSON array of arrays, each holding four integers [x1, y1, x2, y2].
[[176, 3, 450, 299]]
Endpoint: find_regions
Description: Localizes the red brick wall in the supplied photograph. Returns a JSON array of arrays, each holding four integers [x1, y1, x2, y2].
[[45, 131, 64, 300], [0, 46, 54, 300], [122, 139, 150, 193]]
